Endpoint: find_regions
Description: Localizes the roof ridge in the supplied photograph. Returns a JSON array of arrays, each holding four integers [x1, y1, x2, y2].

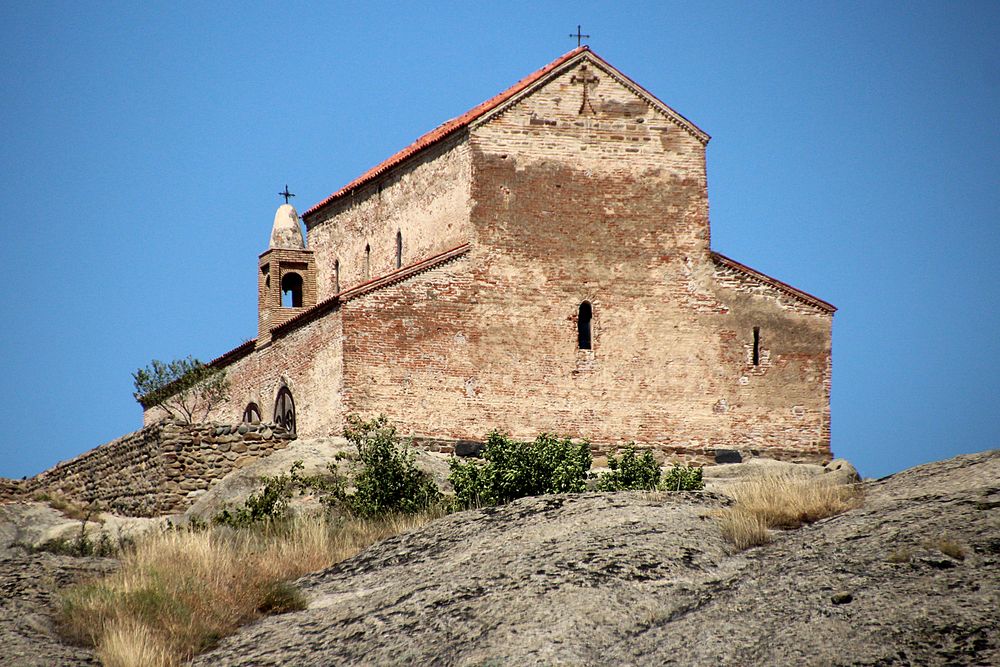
[[304, 46, 599, 219], [208, 244, 471, 366], [209, 338, 256, 369], [268, 243, 471, 341], [711, 251, 836, 313]]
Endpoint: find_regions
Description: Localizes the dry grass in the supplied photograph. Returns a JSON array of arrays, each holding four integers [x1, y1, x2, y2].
[[925, 536, 966, 561], [59, 511, 442, 667], [717, 507, 772, 550], [33, 492, 94, 521], [886, 548, 914, 564], [718, 473, 863, 550], [97, 621, 172, 667]]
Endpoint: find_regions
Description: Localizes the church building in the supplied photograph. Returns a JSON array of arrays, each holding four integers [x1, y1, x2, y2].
[[145, 46, 835, 464]]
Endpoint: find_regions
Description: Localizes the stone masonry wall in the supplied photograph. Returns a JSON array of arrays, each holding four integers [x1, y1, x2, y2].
[[1, 421, 294, 517]]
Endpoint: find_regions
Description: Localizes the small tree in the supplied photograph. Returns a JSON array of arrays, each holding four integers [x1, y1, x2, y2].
[[133, 356, 229, 423]]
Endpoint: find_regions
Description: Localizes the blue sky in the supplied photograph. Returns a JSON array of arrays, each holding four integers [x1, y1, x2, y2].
[[1, 1, 997, 480]]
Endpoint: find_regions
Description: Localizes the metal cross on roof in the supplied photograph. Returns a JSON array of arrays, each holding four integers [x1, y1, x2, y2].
[[278, 184, 295, 204], [569, 25, 590, 47]]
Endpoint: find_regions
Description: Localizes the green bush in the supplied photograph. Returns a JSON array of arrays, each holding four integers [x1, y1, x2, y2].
[[339, 415, 442, 518], [213, 416, 442, 524], [449, 431, 592, 509], [214, 462, 305, 528], [596, 446, 661, 491], [660, 463, 704, 491]]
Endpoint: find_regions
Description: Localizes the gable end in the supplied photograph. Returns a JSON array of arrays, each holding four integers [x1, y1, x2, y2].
[[470, 50, 710, 145]]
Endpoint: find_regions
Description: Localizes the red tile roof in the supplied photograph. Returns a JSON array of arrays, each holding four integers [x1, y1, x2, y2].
[[209, 244, 471, 367], [711, 251, 836, 313], [209, 338, 255, 369], [268, 243, 471, 341], [303, 46, 708, 220], [303, 47, 591, 219]]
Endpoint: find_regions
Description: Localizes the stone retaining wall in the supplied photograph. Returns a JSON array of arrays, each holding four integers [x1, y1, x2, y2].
[[0, 478, 25, 504], [0, 421, 294, 517]]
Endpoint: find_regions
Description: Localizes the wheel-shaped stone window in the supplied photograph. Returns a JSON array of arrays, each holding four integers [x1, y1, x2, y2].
[[273, 387, 296, 433]]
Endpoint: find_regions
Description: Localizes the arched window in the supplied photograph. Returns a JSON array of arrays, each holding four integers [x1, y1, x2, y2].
[[281, 272, 303, 308], [578, 301, 593, 350], [242, 402, 261, 424], [334, 259, 341, 293], [364, 244, 371, 279], [395, 230, 403, 269], [273, 387, 296, 433]]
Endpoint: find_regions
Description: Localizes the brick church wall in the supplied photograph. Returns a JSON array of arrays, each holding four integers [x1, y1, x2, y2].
[[340, 255, 482, 440], [139, 52, 833, 465], [305, 136, 472, 300], [1, 422, 294, 517], [200, 307, 346, 439], [336, 58, 832, 463]]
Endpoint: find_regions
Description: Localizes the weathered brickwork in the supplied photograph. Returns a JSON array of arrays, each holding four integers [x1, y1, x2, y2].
[[306, 136, 472, 300], [2, 422, 294, 516], [139, 47, 835, 466], [258, 246, 317, 344]]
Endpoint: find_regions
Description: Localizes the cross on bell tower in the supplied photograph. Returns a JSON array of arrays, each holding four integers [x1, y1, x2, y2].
[[278, 184, 295, 205]]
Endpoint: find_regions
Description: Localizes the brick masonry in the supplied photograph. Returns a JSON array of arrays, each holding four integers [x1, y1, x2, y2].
[[140, 49, 834, 467]]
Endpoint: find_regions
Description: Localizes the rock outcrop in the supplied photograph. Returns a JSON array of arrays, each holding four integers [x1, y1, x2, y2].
[[195, 450, 998, 666], [1, 450, 996, 666], [0, 550, 114, 666]]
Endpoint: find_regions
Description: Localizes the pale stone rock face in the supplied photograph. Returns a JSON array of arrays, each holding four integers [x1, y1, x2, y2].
[[269, 204, 305, 249], [190, 451, 999, 667]]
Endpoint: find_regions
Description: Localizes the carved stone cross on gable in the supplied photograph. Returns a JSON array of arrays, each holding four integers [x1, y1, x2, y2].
[[570, 65, 599, 115]]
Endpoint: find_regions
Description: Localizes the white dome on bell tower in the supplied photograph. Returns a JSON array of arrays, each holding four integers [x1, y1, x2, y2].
[[269, 203, 306, 250]]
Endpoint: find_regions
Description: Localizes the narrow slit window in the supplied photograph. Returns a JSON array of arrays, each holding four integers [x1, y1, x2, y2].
[[334, 259, 340, 293], [395, 230, 402, 269], [578, 301, 593, 350], [365, 244, 371, 279], [752, 326, 761, 366]]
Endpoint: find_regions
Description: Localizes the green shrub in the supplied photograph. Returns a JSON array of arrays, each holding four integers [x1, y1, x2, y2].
[[596, 446, 661, 491], [214, 462, 305, 528], [660, 463, 704, 491], [339, 415, 442, 518], [449, 431, 592, 509], [213, 417, 441, 524]]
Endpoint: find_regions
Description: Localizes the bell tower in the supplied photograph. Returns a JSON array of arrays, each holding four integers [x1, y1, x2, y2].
[[257, 202, 315, 347]]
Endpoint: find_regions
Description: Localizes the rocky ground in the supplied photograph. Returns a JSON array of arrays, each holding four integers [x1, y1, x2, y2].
[[1, 449, 996, 666], [0, 550, 115, 665]]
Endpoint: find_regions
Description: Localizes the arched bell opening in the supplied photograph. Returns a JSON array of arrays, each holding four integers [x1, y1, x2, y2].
[[281, 272, 303, 308]]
